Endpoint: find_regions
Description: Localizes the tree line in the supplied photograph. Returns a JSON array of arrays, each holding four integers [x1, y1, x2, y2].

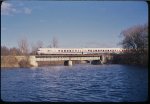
[[1, 37, 59, 56]]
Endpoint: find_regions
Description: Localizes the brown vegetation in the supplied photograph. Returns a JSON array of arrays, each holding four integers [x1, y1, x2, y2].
[[1, 56, 19, 67], [18, 59, 32, 68], [115, 24, 148, 66]]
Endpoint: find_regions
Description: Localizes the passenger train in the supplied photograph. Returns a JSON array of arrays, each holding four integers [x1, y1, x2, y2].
[[37, 48, 129, 55]]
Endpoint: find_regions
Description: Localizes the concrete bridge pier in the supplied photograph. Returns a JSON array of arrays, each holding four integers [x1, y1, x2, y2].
[[64, 60, 72, 66], [101, 55, 107, 64], [29, 56, 38, 67]]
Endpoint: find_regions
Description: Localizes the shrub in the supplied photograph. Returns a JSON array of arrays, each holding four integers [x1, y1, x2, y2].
[[18, 59, 31, 68]]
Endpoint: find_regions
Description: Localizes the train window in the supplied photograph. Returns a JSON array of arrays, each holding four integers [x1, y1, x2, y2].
[[70, 50, 71, 52], [58, 50, 60, 52], [95, 50, 97, 52], [64, 50, 66, 52], [61, 50, 63, 52]]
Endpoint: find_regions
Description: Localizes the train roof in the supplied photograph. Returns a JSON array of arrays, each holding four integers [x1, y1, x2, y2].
[[38, 48, 124, 50]]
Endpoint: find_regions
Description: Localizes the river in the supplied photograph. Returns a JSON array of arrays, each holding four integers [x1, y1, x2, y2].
[[1, 64, 148, 102]]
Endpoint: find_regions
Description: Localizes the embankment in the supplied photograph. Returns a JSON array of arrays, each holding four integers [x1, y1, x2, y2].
[[1, 56, 32, 68]]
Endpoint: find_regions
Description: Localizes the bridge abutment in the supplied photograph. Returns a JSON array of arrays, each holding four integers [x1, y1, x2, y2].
[[29, 56, 38, 67]]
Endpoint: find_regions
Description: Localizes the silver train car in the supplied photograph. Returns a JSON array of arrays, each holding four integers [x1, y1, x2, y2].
[[37, 48, 128, 55]]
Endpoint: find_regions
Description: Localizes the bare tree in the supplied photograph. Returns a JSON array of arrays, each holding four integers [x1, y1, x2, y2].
[[48, 44, 52, 48], [52, 36, 58, 48], [9, 47, 21, 56], [31, 40, 44, 55], [18, 37, 29, 55], [1, 46, 10, 56], [31, 43, 37, 55], [37, 40, 43, 48], [119, 24, 148, 65], [120, 24, 148, 50]]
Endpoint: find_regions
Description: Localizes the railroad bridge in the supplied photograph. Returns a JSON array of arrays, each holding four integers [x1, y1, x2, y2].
[[29, 54, 113, 67]]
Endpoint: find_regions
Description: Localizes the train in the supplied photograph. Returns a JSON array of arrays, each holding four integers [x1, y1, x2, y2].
[[37, 48, 128, 55]]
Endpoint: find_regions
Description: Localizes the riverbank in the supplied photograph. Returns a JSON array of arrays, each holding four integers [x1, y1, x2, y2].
[[1, 56, 89, 68], [1, 56, 32, 68]]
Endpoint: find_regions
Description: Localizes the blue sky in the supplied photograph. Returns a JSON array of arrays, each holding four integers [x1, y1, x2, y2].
[[1, 1, 148, 49]]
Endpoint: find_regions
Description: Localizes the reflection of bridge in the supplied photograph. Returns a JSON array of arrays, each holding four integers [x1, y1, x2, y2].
[[29, 54, 113, 66]]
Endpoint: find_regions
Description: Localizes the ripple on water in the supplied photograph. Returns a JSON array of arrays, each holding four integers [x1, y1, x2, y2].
[[1, 65, 148, 102]]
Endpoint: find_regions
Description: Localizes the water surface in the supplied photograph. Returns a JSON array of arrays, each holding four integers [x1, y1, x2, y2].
[[1, 64, 148, 102]]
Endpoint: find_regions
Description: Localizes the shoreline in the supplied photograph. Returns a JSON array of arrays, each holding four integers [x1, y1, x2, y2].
[[1, 55, 147, 68]]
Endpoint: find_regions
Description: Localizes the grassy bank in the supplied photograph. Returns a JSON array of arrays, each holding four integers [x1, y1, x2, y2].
[[1, 56, 32, 68]]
